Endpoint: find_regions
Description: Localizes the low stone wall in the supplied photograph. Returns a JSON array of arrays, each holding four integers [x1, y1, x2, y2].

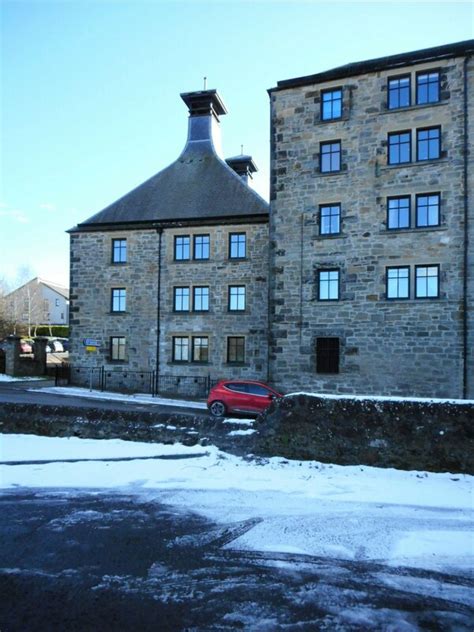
[[256, 394, 474, 474]]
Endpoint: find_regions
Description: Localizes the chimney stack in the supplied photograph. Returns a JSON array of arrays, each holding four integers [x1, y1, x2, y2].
[[225, 155, 258, 184]]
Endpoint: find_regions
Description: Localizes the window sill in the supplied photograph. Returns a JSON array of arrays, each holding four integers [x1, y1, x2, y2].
[[224, 362, 249, 367], [109, 311, 128, 315], [381, 158, 448, 171], [380, 100, 447, 115], [228, 257, 248, 262], [378, 297, 442, 304], [315, 170, 346, 178], [315, 115, 350, 125], [314, 233, 346, 240], [172, 310, 212, 315], [381, 225, 445, 235], [110, 262, 128, 266]]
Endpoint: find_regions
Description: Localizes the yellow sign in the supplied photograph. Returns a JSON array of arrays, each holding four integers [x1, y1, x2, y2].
[[86, 346, 97, 352]]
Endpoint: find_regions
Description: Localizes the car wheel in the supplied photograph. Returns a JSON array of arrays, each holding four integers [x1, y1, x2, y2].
[[209, 400, 226, 417]]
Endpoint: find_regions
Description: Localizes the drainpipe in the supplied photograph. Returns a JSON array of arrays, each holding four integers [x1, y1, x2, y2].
[[462, 56, 470, 399], [156, 227, 163, 394]]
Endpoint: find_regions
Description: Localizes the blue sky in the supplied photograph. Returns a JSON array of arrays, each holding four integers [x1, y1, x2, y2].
[[1, 0, 472, 287]]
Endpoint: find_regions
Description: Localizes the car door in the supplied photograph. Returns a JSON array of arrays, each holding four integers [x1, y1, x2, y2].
[[246, 384, 275, 412], [223, 382, 251, 413]]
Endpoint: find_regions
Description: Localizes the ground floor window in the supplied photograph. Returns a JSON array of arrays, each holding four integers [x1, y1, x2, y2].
[[173, 336, 189, 362], [316, 337, 340, 374], [192, 336, 209, 362], [227, 336, 245, 363], [110, 336, 126, 361]]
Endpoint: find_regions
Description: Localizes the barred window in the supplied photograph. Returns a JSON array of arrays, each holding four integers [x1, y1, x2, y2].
[[316, 337, 340, 374]]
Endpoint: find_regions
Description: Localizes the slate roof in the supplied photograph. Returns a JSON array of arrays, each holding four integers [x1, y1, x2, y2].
[[75, 102, 269, 230], [270, 39, 474, 92]]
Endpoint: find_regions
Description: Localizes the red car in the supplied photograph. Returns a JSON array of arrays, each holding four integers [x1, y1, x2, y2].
[[207, 380, 283, 417]]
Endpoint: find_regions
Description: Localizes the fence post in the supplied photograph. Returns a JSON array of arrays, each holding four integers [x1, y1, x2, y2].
[[151, 370, 156, 397], [55, 364, 59, 387], [207, 373, 211, 395]]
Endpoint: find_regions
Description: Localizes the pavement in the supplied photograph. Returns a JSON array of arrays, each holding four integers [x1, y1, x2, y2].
[[1, 489, 473, 631], [0, 379, 208, 417]]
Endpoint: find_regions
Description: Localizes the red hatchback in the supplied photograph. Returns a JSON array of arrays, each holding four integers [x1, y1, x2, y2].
[[207, 380, 283, 417]]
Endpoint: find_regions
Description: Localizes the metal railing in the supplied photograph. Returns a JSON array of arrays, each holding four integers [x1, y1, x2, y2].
[[57, 365, 213, 399]]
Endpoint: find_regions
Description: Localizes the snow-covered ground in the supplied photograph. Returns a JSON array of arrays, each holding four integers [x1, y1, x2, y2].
[[1, 433, 472, 576], [28, 385, 208, 409], [0, 374, 46, 382]]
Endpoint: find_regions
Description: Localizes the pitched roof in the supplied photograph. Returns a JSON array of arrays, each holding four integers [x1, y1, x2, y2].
[[270, 39, 474, 92], [74, 91, 269, 231]]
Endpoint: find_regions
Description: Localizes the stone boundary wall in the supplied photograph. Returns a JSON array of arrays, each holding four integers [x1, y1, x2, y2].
[[256, 394, 474, 474], [1, 394, 473, 473]]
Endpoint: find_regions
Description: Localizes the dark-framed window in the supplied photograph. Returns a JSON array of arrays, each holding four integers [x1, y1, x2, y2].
[[229, 233, 246, 259], [417, 126, 441, 161], [172, 336, 189, 362], [193, 234, 210, 260], [111, 288, 126, 312], [227, 336, 245, 364], [110, 336, 126, 361], [174, 235, 190, 261], [318, 269, 339, 301], [387, 196, 410, 230], [228, 285, 246, 311], [388, 131, 411, 165], [388, 75, 411, 109], [321, 88, 342, 121], [416, 193, 440, 227], [316, 337, 340, 374], [193, 286, 209, 312], [192, 336, 209, 362], [320, 204, 341, 235], [112, 239, 127, 264], [174, 287, 189, 312], [320, 141, 341, 173], [386, 267, 410, 300], [416, 71, 440, 105], [415, 265, 439, 298]]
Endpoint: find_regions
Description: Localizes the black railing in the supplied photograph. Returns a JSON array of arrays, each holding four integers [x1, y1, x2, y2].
[[58, 365, 213, 399]]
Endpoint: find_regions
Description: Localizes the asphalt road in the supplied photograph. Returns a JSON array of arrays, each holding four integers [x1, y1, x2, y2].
[[1, 489, 473, 631], [0, 380, 207, 417]]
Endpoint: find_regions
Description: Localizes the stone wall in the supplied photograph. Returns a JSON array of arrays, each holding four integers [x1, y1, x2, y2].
[[269, 56, 474, 399], [256, 394, 474, 474], [69, 220, 269, 388]]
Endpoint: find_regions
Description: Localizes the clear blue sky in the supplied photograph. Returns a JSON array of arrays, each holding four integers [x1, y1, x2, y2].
[[1, 0, 472, 287]]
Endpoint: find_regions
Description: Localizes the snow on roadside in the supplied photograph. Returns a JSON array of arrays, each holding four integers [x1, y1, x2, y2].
[[227, 429, 256, 436], [222, 418, 255, 426], [288, 391, 474, 406], [0, 375, 46, 382], [28, 386, 208, 409], [1, 434, 472, 575]]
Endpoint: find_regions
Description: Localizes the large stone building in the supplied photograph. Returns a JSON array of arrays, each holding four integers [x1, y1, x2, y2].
[[70, 40, 473, 399], [268, 40, 474, 398], [69, 90, 269, 393]]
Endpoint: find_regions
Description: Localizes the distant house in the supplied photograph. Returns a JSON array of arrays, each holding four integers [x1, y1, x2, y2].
[[3, 277, 69, 334]]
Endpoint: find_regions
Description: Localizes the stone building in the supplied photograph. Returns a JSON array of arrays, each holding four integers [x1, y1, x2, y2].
[[69, 90, 269, 393], [268, 40, 474, 399]]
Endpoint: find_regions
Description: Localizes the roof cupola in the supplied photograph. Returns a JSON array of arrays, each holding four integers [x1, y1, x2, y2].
[[180, 89, 228, 158]]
